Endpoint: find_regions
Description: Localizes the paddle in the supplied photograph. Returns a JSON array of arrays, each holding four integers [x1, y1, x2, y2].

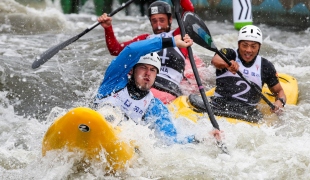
[[172, 0, 229, 154], [31, 0, 136, 69], [182, 12, 276, 110]]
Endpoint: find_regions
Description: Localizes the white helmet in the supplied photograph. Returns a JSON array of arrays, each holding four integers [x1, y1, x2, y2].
[[238, 25, 263, 44], [137, 52, 161, 73]]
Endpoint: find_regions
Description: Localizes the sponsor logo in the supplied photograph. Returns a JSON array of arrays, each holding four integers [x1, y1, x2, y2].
[[142, 56, 158, 63], [133, 106, 143, 114], [124, 99, 132, 107], [243, 69, 249, 74], [160, 66, 169, 73], [151, 7, 159, 14], [245, 35, 258, 39], [159, 32, 168, 38], [222, 48, 227, 55], [250, 71, 260, 77]]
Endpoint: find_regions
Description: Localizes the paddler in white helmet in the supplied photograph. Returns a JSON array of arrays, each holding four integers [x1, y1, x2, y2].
[[94, 34, 221, 144], [210, 25, 286, 122]]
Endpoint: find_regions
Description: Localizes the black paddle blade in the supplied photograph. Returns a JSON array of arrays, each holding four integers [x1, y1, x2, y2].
[[182, 12, 217, 52], [32, 34, 80, 69], [31, 0, 137, 69]]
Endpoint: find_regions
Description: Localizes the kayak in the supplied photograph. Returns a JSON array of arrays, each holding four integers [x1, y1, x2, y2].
[[42, 73, 297, 171], [42, 107, 135, 171], [41, 55, 208, 171], [168, 73, 298, 126]]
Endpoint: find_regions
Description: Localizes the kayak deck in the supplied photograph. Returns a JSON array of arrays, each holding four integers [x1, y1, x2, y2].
[[168, 73, 298, 125], [42, 107, 135, 171]]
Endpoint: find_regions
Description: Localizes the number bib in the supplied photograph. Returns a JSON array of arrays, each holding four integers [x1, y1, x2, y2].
[[94, 87, 153, 123], [214, 51, 262, 106], [147, 31, 185, 85]]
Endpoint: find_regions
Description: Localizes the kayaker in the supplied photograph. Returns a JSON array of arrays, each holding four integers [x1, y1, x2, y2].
[[93, 34, 221, 144], [97, 0, 195, 104], [211, 25, 286, 120]]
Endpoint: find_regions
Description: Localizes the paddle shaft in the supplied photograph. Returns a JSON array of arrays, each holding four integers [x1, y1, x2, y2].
[[173, 3, 219, 130], [32, 0, 136, 69], [215, 49, 276, 109]]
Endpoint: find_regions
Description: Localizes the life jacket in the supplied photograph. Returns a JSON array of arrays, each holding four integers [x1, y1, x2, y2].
[[214, 50, 262, 106], [94, 87, 154, 123], [147, 31, 185, 85]]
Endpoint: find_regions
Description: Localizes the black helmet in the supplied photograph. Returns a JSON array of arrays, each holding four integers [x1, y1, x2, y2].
[[148, 1, 172, 17]]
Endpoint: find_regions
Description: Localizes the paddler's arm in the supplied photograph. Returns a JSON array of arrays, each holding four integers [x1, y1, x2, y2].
[[269, 83, 286, 113], [211, 48, 239, 74], [262, 59, 286, 113], [98, 13, 149, 56], [144, 99, 196, 144], [97, 35, 192, 97]]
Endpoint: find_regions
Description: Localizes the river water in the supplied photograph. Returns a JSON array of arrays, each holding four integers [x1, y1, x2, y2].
[[1, 0, 310, 179]]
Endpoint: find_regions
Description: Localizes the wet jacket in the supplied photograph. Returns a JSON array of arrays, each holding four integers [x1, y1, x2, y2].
[[95, 37, 195, 144], [102, 0, 195, 96]]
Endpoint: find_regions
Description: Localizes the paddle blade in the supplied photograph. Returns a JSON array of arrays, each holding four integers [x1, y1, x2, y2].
[[217, 141, 229, 154], [182, 12, 217, 52], [32, 35, 80, 69], [32, 0, 136, 69]]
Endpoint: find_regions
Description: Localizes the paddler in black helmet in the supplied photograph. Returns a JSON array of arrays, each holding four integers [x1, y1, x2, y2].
[[97, 0, 197, 104]]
